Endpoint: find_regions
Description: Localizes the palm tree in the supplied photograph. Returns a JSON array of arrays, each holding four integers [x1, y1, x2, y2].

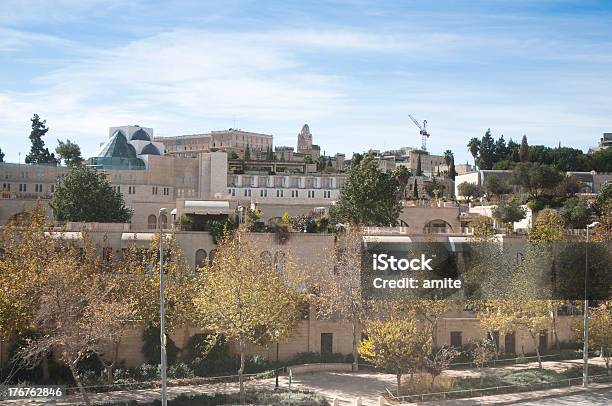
[[443, 150, 453, 168], [467, 138, 480, 169]]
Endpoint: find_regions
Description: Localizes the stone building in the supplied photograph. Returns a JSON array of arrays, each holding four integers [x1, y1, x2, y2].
[[296, 124, 321, 158], [156, 129, 273, 160]]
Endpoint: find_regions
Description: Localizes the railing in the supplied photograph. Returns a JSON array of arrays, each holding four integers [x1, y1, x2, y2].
[[390, 373, 612, 403], [0, 192, 52, 199]]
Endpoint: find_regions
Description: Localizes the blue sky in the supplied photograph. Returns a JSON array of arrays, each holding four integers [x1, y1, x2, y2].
[[1, 0, 611, 164]]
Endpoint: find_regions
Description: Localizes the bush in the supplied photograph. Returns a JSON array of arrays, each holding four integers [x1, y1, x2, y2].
[[183, 334, 238, 376], [168, 362, 194, 379], [141, 326, 180, 366], [137, 364, 160, 381]]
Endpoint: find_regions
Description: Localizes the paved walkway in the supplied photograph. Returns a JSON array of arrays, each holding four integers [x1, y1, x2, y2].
[[0, 358, 608, 405], [413, 383, 612, 405]]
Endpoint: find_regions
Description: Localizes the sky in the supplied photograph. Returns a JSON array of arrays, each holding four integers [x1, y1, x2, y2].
[[1, 0, 611, 164]]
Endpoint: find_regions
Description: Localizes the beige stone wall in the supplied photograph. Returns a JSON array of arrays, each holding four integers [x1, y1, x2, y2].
[[399, 206, 461, 234]]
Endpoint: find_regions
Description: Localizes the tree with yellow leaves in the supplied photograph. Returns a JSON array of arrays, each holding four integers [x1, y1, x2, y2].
[[315, 226, 368, 372], [573, 301, 612, 375], [358, 315, 432, 395], [193, 232, 304, 405]]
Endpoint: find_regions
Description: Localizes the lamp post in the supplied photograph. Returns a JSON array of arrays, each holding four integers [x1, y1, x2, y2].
[[159, 208, 168, 405], [583, 221, 600, 388]]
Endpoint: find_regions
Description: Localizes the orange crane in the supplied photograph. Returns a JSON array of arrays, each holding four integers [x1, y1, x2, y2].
[[409, 114, 430, 151]]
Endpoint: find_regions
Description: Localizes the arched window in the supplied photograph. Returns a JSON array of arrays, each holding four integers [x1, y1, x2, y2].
[[147, 214, 157, 230], [423, 219, 453, 234], [195, 249, 207, 269], [209, 249, 217, 266], [160, 214, 168, 229]]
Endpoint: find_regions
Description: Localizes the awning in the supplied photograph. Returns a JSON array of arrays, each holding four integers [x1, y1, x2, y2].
[[45, 231, 83, 240], [121, 232, 156, 248], [184, 200, 233, 215]]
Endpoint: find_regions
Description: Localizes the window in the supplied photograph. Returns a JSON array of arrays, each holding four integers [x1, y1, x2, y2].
[[324, 190, 331, 198], [244, 189, 251, 197], [35, 184, 43, 192], [260, 189, 267, 197], [163, 187, 170, 196], [292, 190, 299, 198], [321, 333, 333, 361], [276, 190, 283, 197], [147, 214, 157, 230], [19, 183, 26, 192], [128, 186, 136, 195], [50, 185, 54, 193], [152, 186, 158, 195], [450, 331, 462, 347], [308, 190, 315, 198]]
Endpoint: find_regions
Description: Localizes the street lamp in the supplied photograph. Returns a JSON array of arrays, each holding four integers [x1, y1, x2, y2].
[[583, 221, 600, 388], [159, 208, 168, 405]]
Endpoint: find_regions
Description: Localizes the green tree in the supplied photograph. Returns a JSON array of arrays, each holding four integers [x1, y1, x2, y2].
[[484, 175, 512, 200], [443, 150, 453, 168], [507, 139, 520, 162], [0, 147, 4, 162], [572, 301, 612, 374], [467, 137, 480, 169], [303, 155, 313, 164], [492, 200, 526, 231], [413, 177, 419, 199], [50, 166, 132, 223], [55, 139, 83, 167], [227, 151, 239, 159], [477, 129, 495, 170], [591, 147, 612, 173], [448, 156, 457, 181], [559, 197, 591, 229], [593, 181, 612, 215], [519, 135, 529, 162], [510, 162, 563, 199], [330, 153, 402, 226], [458, 182, 484, 203], [493, 135, 508, 163], [470, 338, 497, 386], [25, 114, 57, 164]]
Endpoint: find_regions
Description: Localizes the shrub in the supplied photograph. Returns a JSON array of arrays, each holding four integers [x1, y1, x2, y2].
[[183, 334, 238, 376], [137, 364, 160, 381], [168, 362, 194, 379], [141, 326, 180, 366]]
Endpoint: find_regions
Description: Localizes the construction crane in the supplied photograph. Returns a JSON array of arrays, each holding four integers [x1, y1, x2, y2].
[[409, 114, 430, 151]]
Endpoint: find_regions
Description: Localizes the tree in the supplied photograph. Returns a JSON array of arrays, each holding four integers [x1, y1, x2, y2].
[[227, 151, 239, 159], [470, 338, 497, 386], [572, 301, 612, 374], [510, 162, 563, 199], [16, 247, 132, 406], [50, 165, 132, 223], [556, 175, 583, 197], [559, 197, 591, 229], [529, 210, 564, 243], [591, 147, 612, 173], [484, 175, 512, 200], [492, 200, 526, 232], [55, 139, 83, 167], [507, 139, 519, 162], [443, 150, 453, 168], [243, 144, 250, 160], [25, 114, 57, 165], [457, 182, 484, 203], [519, 135, 529, 162], [0, 147, 4, 162], [415, 153, 423, 176], [193, 232, 304, 404], [424, 177, 445, 199], [493, 135, 508, 163], [316, 227, 368, 372], [394, 166, 411, 200], [467, 137, 480, 168], [477, 129, 495, 170], [358, 316, 431, 394], [413, 178, 419, 199], [330, 153, 402, 226], [424, 345, 459, 390], [448, 156, 457, 181], [303, 155, 313, 164], [593, 181, 612, 216]]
